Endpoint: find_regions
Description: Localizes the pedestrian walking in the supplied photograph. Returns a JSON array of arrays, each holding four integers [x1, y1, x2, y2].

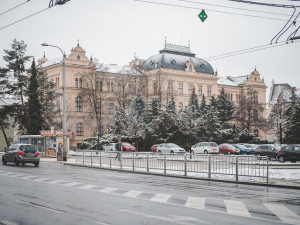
[[115, 140, 122, 161]]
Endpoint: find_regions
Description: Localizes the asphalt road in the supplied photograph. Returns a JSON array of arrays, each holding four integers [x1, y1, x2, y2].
[[0, 161, 300, 225]]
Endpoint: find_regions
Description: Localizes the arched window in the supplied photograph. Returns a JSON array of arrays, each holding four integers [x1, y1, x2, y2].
[[230, 93, 233, 101], [79, 78, 82, 88], [75, 97, 83, 112], [189, 65, 192, 72], [77, 55, 80, 60], [178, 102, 183, 111], [107, 81, 110, 91], [111, 82, 114, 92], [76, 122, 83, 136], [75, 78, 78, 88]]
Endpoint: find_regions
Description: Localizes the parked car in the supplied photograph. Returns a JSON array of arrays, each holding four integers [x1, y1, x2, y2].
[[2, 144, 40, 167], [121, 142, 136, 151], [232, 144, 252, 155], [191, 142, 219, 154], [254, 144, 281, 159], [277, 145, 300, 163], [157, 143, 186, 154], [219, 144, 240, 155], [103, 143, 116, 151], [150, 144, 159, 153], [239, 144, 258, 154]]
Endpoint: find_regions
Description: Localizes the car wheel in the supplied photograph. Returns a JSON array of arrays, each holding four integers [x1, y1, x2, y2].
[[158, 150, 162, 154], [291, 161, 296, 163], [227, 151, 231, 155], [15, 161, 19, 166], [278, 156, 285, 163], [22, 162, 25, 166], [170, 150, 174, 154], [204, 150, 208, 154], [34, 162, 39, 167], [2, 157, 7, 165]]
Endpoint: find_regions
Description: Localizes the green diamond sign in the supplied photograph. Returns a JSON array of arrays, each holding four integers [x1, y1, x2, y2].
[[198, 10, 207, 22]]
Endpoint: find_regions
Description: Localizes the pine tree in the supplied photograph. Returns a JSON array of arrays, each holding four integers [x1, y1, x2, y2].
[[0, 40, 31, 133], [283, 92, 300, 144], [145, 96, 160, 123], [200, 105, 221, 142], [209, 95, 218, 109], [129, 92, 145, 119], [0, 104, 13, 147], [112, 106, 128, 136], [199, 94, 207, 115], [167, 100, 176, 114], [27, 60, 43, 134], [216, 88, 236, 124], [187, 88, 200, 114]]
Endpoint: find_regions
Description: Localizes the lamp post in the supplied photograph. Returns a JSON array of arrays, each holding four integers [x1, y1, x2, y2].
[[41, 43, 67, 161]]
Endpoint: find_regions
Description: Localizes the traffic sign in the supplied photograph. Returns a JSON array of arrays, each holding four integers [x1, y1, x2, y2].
[[198, 10, 207, 22]]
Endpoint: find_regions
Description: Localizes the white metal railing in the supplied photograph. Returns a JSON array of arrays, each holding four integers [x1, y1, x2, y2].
[[73, 150, 269, 183]]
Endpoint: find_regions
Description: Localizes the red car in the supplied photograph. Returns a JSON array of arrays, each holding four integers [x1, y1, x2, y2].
[[121, 142, 136, 151], [150, 144, 159, 152], [219, 144, 240, 155]]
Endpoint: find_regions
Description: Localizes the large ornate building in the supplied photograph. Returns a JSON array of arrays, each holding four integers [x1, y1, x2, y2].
[[38, 41, 267, 149]]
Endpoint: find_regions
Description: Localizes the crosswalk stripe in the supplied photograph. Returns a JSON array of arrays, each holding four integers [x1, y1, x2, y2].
[[123, 190, 142, 198], [151, 194, 172, 203], [33, 178, 49, 182], [63, 182, 81, 187], [98, 187, 118, 193], [47, 179, 64, 184], [185, 197, 205, 209], [263, 203, 300, 225], [79, 184, 98, 190], [224, 200, 251, 217], [20, 176, 38, 179]]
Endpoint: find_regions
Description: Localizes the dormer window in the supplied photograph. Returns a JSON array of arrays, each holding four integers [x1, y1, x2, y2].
[[77, 55, 80, 60]]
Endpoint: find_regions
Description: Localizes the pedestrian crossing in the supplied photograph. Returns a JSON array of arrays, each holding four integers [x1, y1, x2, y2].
[[1, 170, 300, 224]]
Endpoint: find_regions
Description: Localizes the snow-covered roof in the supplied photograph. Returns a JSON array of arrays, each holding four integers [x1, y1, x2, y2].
[[217, 77, 239, 87], [98, 64, 143, 76], [269, 83, 298, 105], [0, 98, 22, 107], [39, 56, 64, 68], [232, 75, 249, 85]]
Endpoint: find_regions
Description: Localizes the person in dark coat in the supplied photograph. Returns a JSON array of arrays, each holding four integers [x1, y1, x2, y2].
[[115, 140, 122, 161]]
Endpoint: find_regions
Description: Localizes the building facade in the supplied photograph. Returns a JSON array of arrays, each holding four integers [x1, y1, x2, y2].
[[38, 42, 267, 149]]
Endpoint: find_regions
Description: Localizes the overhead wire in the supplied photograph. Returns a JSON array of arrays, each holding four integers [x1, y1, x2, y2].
[[0, 0, 31, 16], [134, 0, 299, 21]]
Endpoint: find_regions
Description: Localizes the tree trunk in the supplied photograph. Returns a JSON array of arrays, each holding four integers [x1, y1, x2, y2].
[[0, 123, 10, 147]]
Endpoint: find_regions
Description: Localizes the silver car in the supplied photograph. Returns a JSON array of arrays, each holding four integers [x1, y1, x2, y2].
[[2, 144, 40, 167], [103, 143, 116, 151], [191, 142, 219, 154], [157, 143, 186, 154]]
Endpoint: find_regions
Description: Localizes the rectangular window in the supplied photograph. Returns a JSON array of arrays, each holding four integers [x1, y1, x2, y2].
[[207, 86, 212, 97], [188, 84, 193, 95], [153, 82, 158, 95], [96, 102, 101, 114], [107, 103, 114, 115], [178, 83, 183, 94], [168, 82, 173, 93], [198, 85, 202, 96]]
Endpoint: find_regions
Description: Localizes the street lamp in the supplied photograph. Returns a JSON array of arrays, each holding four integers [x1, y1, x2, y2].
[[41, 43, 67, 161]]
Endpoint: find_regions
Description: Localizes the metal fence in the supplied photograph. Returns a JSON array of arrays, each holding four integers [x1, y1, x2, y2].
[[73, 151, 269, 183]]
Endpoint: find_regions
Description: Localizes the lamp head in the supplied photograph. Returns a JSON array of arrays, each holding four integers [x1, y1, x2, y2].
[[41, 43, 49, 46]]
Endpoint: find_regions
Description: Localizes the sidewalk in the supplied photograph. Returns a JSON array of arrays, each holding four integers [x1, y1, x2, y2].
[[40, 157, 300, 189]]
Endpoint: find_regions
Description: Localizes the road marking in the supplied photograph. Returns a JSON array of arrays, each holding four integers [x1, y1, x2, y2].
[[79, 184, 98, 190], [151, 193, 172, 203], [123, 190, 142, 198], [263, 203, 300, 225], [16, 200, 64, 214], [185, 197, 205, 209], [20, 175, 38, 180], [0, 221, 18, 225], [63, 182, 81, 187], [224, 200, 251, 217], [8, 174, 23, 177], [121, 209, 209, 225], [33, 178, 49, 182], [47, 179, 64, 184], [95, 222, 111, 225], [98, 187, 118, 193]]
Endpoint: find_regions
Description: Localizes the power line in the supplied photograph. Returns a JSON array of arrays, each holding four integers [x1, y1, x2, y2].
[[203, 40, 300, 61], [0, 0, 31, 16], [135, 0, 299, 21], [0, 7, 51, 31]]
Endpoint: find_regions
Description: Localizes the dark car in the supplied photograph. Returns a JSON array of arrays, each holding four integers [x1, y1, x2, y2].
[[2, 144, 40, 167], [277, 145, 300, 163], [254, 144, 280, 159], [219, 144, 240, 155]]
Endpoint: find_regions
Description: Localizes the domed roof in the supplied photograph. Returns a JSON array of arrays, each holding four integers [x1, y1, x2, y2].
[[142, 42, 214, 74]]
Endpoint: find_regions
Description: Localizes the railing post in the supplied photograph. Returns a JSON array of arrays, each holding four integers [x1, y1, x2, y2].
[[76, 150, 77, 164], [120, 151, 122, 169], [132, 152, 135, 171], [99, 151, 102, 167], [184, 154, 187, 176], [236, 156, 239, 182], [267, 156, 269, 183], [110, 152, 112, 168], [83, 150, 85, 165], [91, 151, 93, 166], [208, 155, 211, 179], [164, 154, 167, 174], [147, 153, 149, 172]]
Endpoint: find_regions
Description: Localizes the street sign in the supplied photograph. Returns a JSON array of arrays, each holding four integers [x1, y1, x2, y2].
[[198, 10, 207, 22]]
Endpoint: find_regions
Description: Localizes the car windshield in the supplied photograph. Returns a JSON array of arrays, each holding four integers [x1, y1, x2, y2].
[[122, 143, 131, 146], [244, 144, 252, 148], [209, 142, 218, 147], [168, 144, 180, 148], [227, 144, 236, 149], [235, 144, 244, 149]]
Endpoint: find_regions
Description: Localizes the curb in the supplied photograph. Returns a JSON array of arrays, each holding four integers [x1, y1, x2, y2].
[[64, 162, 300, 190]]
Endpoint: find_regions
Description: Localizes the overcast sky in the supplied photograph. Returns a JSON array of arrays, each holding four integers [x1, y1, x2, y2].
[[1, 0, 300, 100]]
